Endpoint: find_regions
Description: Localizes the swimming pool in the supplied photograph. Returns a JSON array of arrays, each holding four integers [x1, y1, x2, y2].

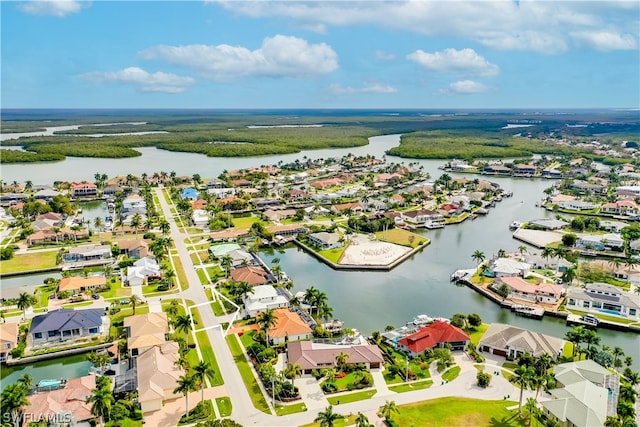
[[599, 309, 623, 317], [37, 379, 62, 388]]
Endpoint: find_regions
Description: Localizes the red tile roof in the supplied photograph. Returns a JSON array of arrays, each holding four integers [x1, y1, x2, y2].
[[397, 321, 469, 354]]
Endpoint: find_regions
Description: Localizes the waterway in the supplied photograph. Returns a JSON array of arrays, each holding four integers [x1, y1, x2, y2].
[[1, 133, 639, 385], [0, 354, 93, 390]]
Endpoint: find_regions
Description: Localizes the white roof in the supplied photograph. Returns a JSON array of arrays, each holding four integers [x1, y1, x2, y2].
[[491, 258, 530, 274]]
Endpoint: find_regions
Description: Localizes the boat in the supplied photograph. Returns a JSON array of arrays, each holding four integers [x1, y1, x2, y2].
[[511, 304, 544, 319], [410, 314, 434, 326], [566, 313, 599, 328], [509, 221, 523, 230]]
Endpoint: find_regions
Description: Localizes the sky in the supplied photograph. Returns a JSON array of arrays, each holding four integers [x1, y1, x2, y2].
[[1, 0, 639, 109]]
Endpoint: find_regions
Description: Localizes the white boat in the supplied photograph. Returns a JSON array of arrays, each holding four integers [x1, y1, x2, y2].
[[410, 314, 434, 325], [509, 221, 523, 230]]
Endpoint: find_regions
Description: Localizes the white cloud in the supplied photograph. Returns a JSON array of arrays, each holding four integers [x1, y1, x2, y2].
[[375, 50, 396, 61], [81, 67, 195, 93], [407, 48, 499, 77], [328, 83, 397, 95], [18, 0, 87, 17], [213, 1, 639, 54], [138, 35, 338, 80], [571, 31, 638, 51], [447, 80, 491, 94]]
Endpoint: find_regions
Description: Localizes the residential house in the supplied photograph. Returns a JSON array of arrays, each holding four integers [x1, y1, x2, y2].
[[479, 323, 565, 359], [401, 209, 445, 229], [207, 187, 237, 198], [512, 164, 537, 177], [304, 205, 330, 218], [308, 232, 343, 250], [542, 169, 562, 179], [576, 233, 624, 251], [287, 189, 309, 200], [227, 249, 255, 267], [396, 321, 470, 357], [287, 341, 383, 375], [180, 187, 199, 200], [124, 312, 169, 356], [243, 285, 289, 317], [126, 257, 162, 287], [29, 309, 108, 345], [24, 375, 96, 426], [192, 209, 209, 227], [311, 177, 343, 189], [523, 254, 572, 272], [0, 322, 18, 362], [231, 266, 271, 286], [541, 360, 617, 427], [208, 243, 241, 259], [102, 185, 122, 196], [266, 308, 313, 345], [71, 181, 97, 197], [331, 202, 363, 215], [490, 258, 531, 277], [266, 224, 307, 239], [556, 200, 598, 211], [116, 239, 150, 259], [483, 165, 511, 174], [565, 283, 639, 320], [209, 228, 251, 242], [62, 244, 112, 263], [26, 227, 89, 246], [570, 180, 606, 195], [495, 277, 563, 304], [263, 209, 296, 222], [122, 194, 146, 214], [136, 341, 184, 413], [527, 219, 568, 230], [600, 199, 640, 217], [58, 276, 106, 294], [33, 188, 61, 201]]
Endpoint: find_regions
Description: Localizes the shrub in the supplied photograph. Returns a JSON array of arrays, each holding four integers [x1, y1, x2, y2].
[[477, 371, 492, 388], [321, 382, 338, 393]]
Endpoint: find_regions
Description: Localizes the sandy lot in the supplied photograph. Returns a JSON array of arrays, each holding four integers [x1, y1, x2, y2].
[[339, 234, 411, 266]]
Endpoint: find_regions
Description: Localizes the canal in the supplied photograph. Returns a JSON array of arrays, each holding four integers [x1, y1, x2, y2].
[[1, 133, 638, 387]]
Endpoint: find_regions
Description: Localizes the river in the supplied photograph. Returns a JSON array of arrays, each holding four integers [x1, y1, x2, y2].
[[1, 133, 639, 387]]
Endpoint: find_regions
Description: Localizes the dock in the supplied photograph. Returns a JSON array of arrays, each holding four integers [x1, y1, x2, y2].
[[512, 304, 545, 319]]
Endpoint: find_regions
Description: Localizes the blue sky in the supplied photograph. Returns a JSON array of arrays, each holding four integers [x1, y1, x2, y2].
[[2, 0, 639, 109]]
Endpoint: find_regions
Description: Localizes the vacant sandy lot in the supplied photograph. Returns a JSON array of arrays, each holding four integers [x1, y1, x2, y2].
[[339, 234, 411, 266]]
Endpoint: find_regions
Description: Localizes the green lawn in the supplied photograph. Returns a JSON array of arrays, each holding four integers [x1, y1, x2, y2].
[[211, 300, 226, 316], [394, 397, 525, 427], [375, 228, 428, 248], [322, 371, 371, 392], [232, 216, 260, 229], [105, 417, 143, 427], [299, 414, 356, 427], [225, 334, 270, 414], [565, 308, 639, 325], [196, 330, 223, 386], [215, 396, 232, 417], [172, 255, 189, 291], [197, 268, 209, 284], [468, 324, 489, 346], [99, 278, 131, 299], [62, 301, 94, 309], [275, 402, 307, 416], [441, 366, 461, 382], [239, 330, 257, 348], [318, 246, 346, 264], [326, 389, 376, 405], [36, 285, 56, 308], [0, 250, 58, 274], [388, 380, 433, 393], [563, 342, 574, 359]]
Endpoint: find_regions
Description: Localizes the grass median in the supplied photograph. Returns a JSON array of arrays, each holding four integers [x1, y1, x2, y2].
[[225, 334, 271, 414]]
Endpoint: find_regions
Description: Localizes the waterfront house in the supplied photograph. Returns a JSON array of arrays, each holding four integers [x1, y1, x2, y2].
[[490, 258, 531, 278], [102, 185, 122, 196], [570, 180, 606, 195], [26, 227, 89, 246], [527, 219, 568, 231], [266, 308, 313, 345], [556, 199, 598, 211], [210, 228, 250, 242], [227, 249, 255, 267], [266, 224, 307, 239], [600, 199, 640, 217], [478, 323, 565, 359], [396, 321, 470, 357], [29, 308, 108, 345], [24, 374, 96, 426], [331, 202, 363, 215], [0, 322, 19, 362], [208, 243, 241, 259], [33, 188, 61, 201], [136, 341, 184, 413], [565, 283, 639, 320], [542, 169, 562, 179], [122, 194, 146, 214], [483, 165, 511, 175], [576, 233, 624, 251], [71, 181, 97, 197], [63, 244, 112, 263], [304, 205, 330, 218], [401, 209, 445, 228], [495, 277, 563, 304], [513, 164, 537, 177], [263, 209, 296, 222], [243, 285, 289, 317], [231, 266, 271, 286], [308, 232, 343, 250], [116, 239, 150, 259], [287, 341, 383, 375], [541, 360, 617, 427], [58, 276, 106, 293], [207, 187, 237, 198], [124, 312, 169, 356]]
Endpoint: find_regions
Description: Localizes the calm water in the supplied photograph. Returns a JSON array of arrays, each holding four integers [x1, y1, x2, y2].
[[0, 354, 92, 391], [1, 133, 638, 382]]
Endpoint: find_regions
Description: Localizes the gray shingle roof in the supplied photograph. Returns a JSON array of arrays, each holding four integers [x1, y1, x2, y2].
[[30, 309, 105, 333]]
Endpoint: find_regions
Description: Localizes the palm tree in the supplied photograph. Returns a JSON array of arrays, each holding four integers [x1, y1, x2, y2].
[[618, 383, 638, 402], [17, 373, 33, 391], [524, 397, 538, 427], [129, 294, 143, 315], [582, 329, 600, 357], [314, 405, 341, 427], [173, 314, 194, 347], [284, 363, 302, 389], [1, 383, 30, 424], [193, 360, 216, 403], [565, 326, 586, 358], [541, 246, 554, 263], [518, 245, 528, 255], [257, 309, 278, 347], [87, 385, 114, 427], [159, 219, 171, 236], [166, 299, 180, 318], [232, 281, 253, 303], [471, 250, 485, 266], [335, 352, 349, 372], [378, 400, 400, 421], [17, 292, 36, 320], [510, 365, 535, 416], [174, 374, 197, 417], [220, 255, 233, 278], [561, 266, 576, 285], [94, 216, 104, 231], [131, 213, 142, 236], [355, 412, 371, 427]]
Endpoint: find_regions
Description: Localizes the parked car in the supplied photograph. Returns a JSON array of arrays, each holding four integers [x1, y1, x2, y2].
[[91, 293, 100, 300]]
